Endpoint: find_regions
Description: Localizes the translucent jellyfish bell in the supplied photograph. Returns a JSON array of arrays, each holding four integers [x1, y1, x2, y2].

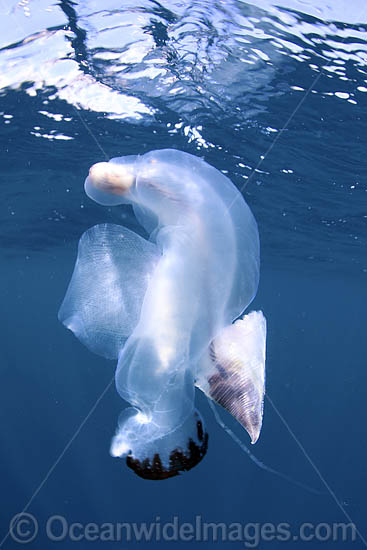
[[59, 149, 266, 479]]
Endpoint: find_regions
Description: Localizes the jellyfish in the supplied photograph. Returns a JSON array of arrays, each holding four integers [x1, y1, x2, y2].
[[58, 149, 266, 480]]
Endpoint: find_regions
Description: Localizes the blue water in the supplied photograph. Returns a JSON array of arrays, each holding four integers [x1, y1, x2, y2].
[[0, 1, 366, 548]]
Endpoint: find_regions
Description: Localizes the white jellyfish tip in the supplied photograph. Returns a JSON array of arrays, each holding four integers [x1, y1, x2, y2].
[[110, 436, 131, 458], [88, 161, 135, 196], [249, 429, 260, 445]]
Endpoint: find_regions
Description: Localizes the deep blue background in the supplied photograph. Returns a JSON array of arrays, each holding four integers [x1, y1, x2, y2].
[[0, 1, 366, 548]]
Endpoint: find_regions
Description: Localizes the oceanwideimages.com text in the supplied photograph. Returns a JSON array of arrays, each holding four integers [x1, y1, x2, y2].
[[8, 513, 356, 547]]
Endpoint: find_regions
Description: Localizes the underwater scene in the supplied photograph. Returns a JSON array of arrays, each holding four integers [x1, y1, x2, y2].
[[0, 0, 366, 548]]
